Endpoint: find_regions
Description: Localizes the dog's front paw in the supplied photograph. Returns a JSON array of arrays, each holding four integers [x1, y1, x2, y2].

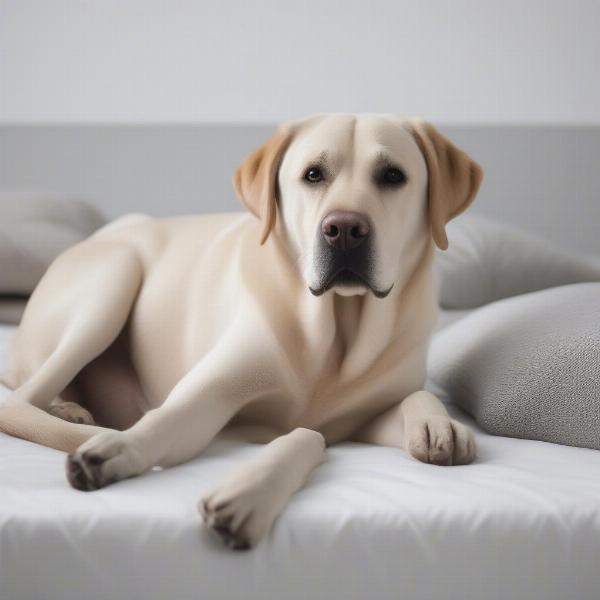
[[66, 431, 147, 491], [404, 415, 476, 466], [199, 465, 285, 551]]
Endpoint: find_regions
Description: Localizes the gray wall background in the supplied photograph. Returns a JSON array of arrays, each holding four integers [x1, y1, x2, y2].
[[1, 124, 599, 254], [2, 1, 599, 125], [3, 3, 599, 253]]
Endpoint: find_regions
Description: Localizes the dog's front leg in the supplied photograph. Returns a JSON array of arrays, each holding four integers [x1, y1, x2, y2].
[[200, 427, 325, 550], [66, 345, 261, 491], [353, 390, 476, 466]]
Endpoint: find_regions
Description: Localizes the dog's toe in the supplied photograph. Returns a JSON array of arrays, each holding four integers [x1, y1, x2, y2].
[[211, 518, 251, 550], [208, 520, 252, 551]]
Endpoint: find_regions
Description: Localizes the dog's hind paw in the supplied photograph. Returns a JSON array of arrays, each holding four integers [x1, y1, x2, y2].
[[48, 400, 95, 425]]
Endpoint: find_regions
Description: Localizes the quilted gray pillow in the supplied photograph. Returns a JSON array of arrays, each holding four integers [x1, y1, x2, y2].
[[429, 283, 600, 450]]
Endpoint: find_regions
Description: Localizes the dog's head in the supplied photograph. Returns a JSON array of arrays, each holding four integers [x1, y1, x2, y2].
[[234, 114, 482, 298]]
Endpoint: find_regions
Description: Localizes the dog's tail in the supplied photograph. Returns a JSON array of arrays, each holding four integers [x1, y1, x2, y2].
[[0, 401, 103, 454]]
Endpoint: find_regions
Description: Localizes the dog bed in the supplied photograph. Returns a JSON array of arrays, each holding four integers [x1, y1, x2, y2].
[[2, 322, 600, 600]]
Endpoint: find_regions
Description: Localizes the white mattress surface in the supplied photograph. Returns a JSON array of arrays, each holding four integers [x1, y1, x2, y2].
[[1, 323, 600, 600]]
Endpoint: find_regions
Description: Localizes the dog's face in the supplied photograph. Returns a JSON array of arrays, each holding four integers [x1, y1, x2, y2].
[[235, 114, 482, 299], [278, 115, 431, 298]]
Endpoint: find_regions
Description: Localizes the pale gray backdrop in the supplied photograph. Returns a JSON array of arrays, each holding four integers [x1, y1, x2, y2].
[[1, 125, 599, 254]]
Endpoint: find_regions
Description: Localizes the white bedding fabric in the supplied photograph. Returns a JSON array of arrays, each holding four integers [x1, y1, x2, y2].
[[2, 322, 600, 600]]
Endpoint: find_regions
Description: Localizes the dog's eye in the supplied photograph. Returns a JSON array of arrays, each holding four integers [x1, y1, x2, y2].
[[304, 166, 324, 183], [378, 166, 407, 187]]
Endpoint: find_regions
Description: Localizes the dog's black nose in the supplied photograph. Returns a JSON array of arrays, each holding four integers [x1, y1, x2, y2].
[[321, 211, 370, 251]]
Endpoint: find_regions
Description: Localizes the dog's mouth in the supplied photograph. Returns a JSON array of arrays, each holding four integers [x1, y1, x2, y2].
[[309, 267, 393, 298], [309, 229, 393, 299]]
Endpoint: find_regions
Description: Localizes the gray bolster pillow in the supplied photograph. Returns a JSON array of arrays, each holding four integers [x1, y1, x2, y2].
[[429, 283, 600, 450], [436, 216, 600, 309]]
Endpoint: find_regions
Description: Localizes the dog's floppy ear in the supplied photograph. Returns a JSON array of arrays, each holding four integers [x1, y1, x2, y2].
[[233, 126, 294, 244], [407, 120, 483, 250]]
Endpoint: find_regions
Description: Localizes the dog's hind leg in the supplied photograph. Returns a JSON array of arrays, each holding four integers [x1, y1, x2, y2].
[[0, 243, 144, 454]]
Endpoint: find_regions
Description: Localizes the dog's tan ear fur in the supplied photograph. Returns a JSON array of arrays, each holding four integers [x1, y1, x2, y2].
[[407, 120, 483, 250], [233, 127, 294, 244]]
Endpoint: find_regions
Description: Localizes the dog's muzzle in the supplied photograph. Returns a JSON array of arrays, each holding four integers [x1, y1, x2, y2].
[[309, 211, 393, 298]]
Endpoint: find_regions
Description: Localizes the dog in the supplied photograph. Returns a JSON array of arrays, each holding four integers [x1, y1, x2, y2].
[[0, 114, 482, 550]]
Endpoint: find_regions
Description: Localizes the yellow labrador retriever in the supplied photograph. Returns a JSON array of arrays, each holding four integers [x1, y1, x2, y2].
[[0, 114, 482, 549]]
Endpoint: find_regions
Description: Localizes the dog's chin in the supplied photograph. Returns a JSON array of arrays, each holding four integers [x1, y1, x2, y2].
[[308, 269, 393, 299], [332, 284, 368, 297]]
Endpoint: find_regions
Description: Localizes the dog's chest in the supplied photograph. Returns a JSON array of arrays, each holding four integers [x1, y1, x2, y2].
[[232, 331, 427, 442]]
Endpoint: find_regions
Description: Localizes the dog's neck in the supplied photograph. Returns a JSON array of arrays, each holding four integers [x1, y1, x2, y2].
[[291, 238, 437, 384]]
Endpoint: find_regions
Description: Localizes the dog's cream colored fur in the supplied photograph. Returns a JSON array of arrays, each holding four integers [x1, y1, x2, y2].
[[0, 114, 482, 549]]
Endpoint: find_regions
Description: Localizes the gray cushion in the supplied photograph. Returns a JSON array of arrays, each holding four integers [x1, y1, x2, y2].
[[436, 216, 600, 309], [429, 283, 600, 449], [0, 192, 105, 296]]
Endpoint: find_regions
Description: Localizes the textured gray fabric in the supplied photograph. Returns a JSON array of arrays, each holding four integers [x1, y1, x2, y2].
[[436, 216, 600, 309], [429, 283, 600, 449], [0, 193, 105, 296]]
